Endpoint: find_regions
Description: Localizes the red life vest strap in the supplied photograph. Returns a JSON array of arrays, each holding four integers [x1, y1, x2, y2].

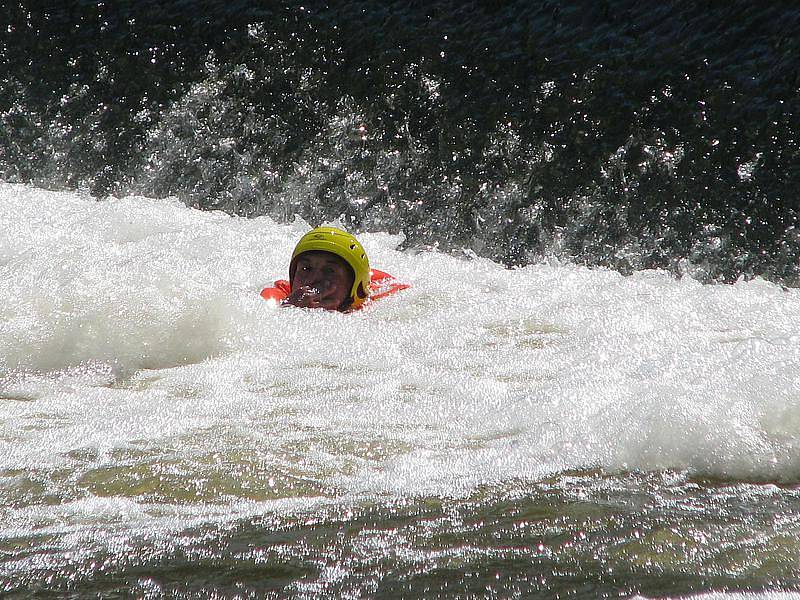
[[259, 279, 291, 302], [367, 269, 411, 301]]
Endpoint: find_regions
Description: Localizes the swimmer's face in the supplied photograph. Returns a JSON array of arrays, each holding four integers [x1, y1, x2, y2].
[[288, 251, 354, 311]]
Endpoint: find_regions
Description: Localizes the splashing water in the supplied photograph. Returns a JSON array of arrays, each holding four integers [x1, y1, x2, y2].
[[2, 183, 800, 596]]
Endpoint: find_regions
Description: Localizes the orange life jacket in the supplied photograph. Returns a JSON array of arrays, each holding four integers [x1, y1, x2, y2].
[[260, 269, 410, 308]]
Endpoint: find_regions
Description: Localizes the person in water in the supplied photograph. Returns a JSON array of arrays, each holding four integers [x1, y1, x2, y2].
[[260, 226, 409, 311]]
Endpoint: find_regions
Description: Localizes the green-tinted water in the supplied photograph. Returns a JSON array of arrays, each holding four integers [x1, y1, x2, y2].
[[4, 472, 799, 598]]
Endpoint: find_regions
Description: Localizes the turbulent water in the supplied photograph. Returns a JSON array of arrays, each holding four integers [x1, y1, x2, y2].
[[2, 2, 799, 283], [2, 183, 800, 597], [2, 1, 800, 597]]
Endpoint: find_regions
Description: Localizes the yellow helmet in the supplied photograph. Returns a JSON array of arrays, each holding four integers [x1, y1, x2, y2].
[[289, 226, 371, 309]]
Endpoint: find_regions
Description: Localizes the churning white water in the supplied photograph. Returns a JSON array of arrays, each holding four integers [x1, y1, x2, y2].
[[2, 183, 800, 594]]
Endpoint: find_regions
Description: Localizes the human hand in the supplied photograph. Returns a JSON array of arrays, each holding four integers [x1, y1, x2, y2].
[[283, 285, 326, 309]]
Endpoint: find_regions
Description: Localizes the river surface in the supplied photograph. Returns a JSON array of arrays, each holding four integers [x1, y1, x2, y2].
[[2, 2, 800, 597], [2, 183, 800, 597]]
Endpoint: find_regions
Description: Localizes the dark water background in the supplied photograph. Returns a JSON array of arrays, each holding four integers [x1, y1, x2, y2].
[[2, 1, 799, 284], [8, 474, 800, 598]]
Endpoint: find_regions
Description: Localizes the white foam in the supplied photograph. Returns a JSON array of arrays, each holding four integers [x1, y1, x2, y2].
[[2, 182, 800, 520]]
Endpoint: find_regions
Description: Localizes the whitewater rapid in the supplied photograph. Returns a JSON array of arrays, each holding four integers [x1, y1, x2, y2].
[[2, 182, 799, 539]]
